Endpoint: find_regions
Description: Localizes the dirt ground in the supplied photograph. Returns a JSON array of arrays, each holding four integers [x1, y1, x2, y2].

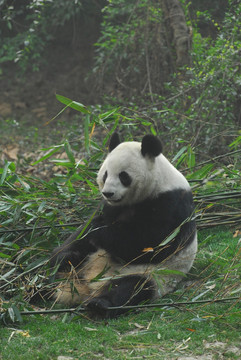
[[0, 39, 96, 125]]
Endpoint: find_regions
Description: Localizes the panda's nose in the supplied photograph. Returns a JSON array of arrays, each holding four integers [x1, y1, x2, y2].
[[102, 192, 114, 199]]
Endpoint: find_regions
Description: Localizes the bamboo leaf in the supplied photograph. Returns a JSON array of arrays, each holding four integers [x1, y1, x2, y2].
[[154, 269, 186, 277], [64, 140, 75, 164], [188, 146, 196, 169], [172, 146, 187, 163], [8, 307, 15, 322], [11, 305, 23, 323], [56, 94, 89, 114], [159, 227, 180, 246], [98, 108, 119, 121], [0, 253, 11, 259], [84, 114, 90, 153], [31, 147, 61, 165], [0, 268, 16, 281], [0, 161, 15, 185], [188, 163, 214, 180]]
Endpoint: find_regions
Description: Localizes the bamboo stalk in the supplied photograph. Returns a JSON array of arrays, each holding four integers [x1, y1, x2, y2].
[[17, 296, 240, 316]]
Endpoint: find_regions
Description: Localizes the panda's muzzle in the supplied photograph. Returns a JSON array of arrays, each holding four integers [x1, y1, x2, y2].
[[102, 192, 114, 199], [102, 191, 123, 204]]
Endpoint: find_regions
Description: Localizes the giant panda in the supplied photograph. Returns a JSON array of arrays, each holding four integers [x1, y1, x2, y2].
[[50, 133, 197, 318]]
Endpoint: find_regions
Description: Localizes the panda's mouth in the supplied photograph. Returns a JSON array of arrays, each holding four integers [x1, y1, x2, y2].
[[105, 197, 123, 205], [107, 198, 122, 204]]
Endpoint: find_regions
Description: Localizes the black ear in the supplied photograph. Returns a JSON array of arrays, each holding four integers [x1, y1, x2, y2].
[[109, 132, 121, 152], [141, 135, 162, 157]]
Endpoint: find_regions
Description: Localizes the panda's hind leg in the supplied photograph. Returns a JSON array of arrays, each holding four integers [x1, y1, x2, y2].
[[86, 275, 156, 318]]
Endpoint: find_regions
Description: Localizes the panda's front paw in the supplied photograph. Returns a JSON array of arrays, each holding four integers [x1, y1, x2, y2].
[[50, 249, 80, 271], [85, 297, 113, 318]]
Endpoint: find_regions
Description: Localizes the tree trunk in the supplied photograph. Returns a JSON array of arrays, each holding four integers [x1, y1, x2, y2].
[[161, 0, 192, 67]]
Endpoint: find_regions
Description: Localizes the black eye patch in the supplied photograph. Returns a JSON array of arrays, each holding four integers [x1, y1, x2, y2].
[[119, 171, 132, 187], [103, 170, 108, 183]]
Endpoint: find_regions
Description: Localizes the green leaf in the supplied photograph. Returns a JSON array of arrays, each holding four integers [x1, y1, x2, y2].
[[37, 201, 47, 214], [64, 140, 75, 164], [31, 147, 61, 165], [154, 269, 186, 277], [0, 161, 15, 185], [150, 126, 157, 136], [229, 135, 241, 149], [49, 160, 73, 167], [159, 227, 181, 246], [98, 108, 119, 121], [1, 268, 16, 280], [84, 114, 90, 153], [0, 252, 11, 259], [188, 164, 214, 180], [16, 175, 31, 191], [172, 146, 187, 163], [25, 258, 48, 272], [56, 94, 89, 114], [8, 162, 16, 171], [187, 146, 196, 169], [11, 305, 23, 323], [90, 265, 111, 282], [8, 307, 15, 322]]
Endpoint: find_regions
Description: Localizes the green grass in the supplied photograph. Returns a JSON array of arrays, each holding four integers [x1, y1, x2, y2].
[[1, 228, 240, 360]]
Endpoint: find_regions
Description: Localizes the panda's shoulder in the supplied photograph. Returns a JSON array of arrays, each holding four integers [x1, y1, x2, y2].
[[139, 189, 194, 216]]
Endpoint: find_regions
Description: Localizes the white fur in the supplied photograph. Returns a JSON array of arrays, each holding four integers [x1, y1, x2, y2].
[[97, 141, 190, 206]]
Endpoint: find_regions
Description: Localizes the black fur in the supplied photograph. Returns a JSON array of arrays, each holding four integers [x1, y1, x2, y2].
[[51, 189, 196, 269], [86, 275, 156, 318], [109, 132, 121, 152], [141, 135, 163, 157]]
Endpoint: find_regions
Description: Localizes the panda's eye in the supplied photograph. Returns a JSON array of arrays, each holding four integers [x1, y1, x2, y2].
[[103, 171, 108, 183], [119, 171, 132, 187]]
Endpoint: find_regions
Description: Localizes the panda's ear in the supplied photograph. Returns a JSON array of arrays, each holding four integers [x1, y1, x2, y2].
[[141, 135, 162, 157], [109, 132, 121, 152]]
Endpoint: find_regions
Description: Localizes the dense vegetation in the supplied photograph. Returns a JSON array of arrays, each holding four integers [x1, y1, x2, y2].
[[1, 0, 240, 152]]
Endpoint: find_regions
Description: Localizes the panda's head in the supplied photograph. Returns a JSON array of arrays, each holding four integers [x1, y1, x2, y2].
[[97, 133, 190, 206], [97, 133, 160, 206]]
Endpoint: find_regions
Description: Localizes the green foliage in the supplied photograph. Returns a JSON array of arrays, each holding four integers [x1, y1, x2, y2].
[[1, 0, 51, 72], [185, 0, 241, 146], [91, 0, 241, 153], [0, 0, 102, 73], [93, 0, 167, 95]]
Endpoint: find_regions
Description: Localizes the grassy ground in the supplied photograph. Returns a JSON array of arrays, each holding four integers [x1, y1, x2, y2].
[[1, 228, 240, 360]]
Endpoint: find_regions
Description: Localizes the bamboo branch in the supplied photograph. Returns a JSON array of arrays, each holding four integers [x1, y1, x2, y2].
[[17, 296, 240, 316], [0, 222, 81, 234]]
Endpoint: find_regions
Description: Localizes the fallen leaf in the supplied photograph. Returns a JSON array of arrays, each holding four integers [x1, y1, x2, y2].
[[8, 330, 30, 343], [133, 322, 145, 329], [84, 327, 97, 332], [4, 146, 19, 160], [233, 230, 241, 238], [142, 247, 154, 252]]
